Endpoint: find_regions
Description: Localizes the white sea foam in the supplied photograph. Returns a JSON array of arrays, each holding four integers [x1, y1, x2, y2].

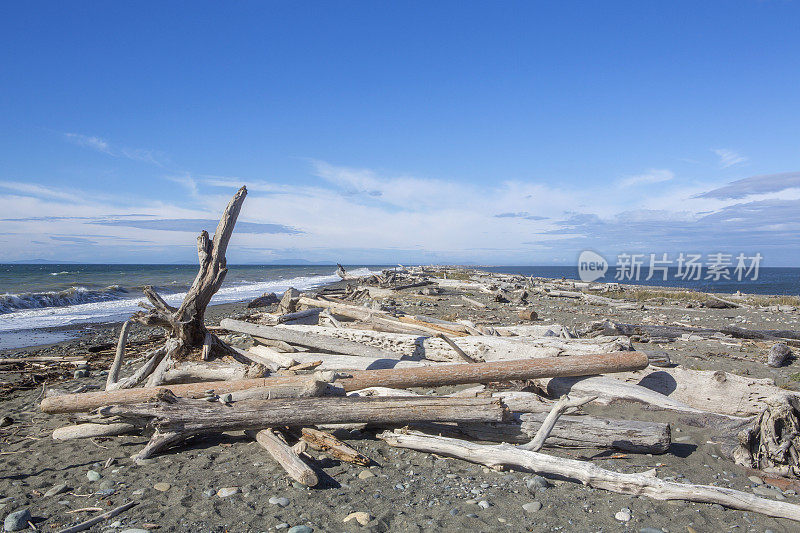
[[0, 268, 375, 333]]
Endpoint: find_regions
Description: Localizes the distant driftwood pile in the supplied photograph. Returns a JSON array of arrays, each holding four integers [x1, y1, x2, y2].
[[39, 186, 800, 523]]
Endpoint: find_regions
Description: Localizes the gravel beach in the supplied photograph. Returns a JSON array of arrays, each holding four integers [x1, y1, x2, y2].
[[2, 273, 800, 532]]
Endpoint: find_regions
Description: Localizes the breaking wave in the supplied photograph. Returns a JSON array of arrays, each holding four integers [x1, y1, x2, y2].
[[0, 285, 129, 314]]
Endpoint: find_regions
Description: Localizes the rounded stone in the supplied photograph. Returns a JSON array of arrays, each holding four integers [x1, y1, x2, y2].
[[358, 470, 375, 480], [217, 487, 239, 498], [269, 496, 289, 507], [86, 470, 101, 481], [153, 482, 171, 492], [526, 475, 550, 494], [477, 500, 491, 509], [343, 512, 372, 526], [287, 526, 313, 533], [3, 509, 31, 532], [615, 509, 632, 522], [522, 501, 542, 513]]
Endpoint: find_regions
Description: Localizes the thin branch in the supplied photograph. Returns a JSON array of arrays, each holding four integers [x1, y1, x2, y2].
[[519, 394, 597, 451]]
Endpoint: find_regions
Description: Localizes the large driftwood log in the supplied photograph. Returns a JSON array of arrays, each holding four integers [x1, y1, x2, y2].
[[271, 324, 631, 362], [412, 411, 671, 453], [102, 396, 505, 431], [606, 366, 797, 417], [378, 430, 800, 522], [42, 351, 649, 414], [52, 422, 138, 441], [299, 427, 371, 465], [220, 319, 403, 359], [160, 361, 268, 385]]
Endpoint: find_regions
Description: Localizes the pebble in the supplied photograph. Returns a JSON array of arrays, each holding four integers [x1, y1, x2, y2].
[[753, 485, 784, 499], [639, 529, 664, 533], [153, 482, 171, 492], [3, 509, 31, 532], [269, 496, 290, 507], [217, 487, 239, 498], [287, 527, 313, 533], [466, 513, 478, 518], [615, 508, 632, 522], [358, 470, 375, 480], [748, 475, 764, 485], [202, 489, 215, 498], [73, 369, 90, 379], [275, 524, 289, 531], [526, 475, 550, 494], [449, 509, 459, 516], [477, 500, 491, 509], [86, 470, 101, 481], [44, 483, 69, 497], [120, 529, 150, 533], [0, 417, 13, 428], [522, 501, 542, 513], [343, 512, 372, 526]]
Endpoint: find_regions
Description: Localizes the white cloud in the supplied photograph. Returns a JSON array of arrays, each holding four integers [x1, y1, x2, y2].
[[712, 148, 748, 168], [618, 169, 674, 188], [64, 133, 112, 154], [63, 132, 163, 166]]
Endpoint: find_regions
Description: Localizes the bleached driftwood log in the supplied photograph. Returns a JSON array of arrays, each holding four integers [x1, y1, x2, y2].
[[378, 430, 800, 522], [160, 361, 268, 385], [412, 412, 670, 454], [606, 366, 798, 417], [220, 319, 402, 359], [248, 429, 318, 487], [248, 344, 297, 369], [41, 351, 649, 414], [52, 422, 138, 441], [520, 394, 597, 451], [273, 325, 631, 362]]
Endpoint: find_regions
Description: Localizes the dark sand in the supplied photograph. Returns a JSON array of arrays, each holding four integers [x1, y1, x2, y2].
[[1, 275, 799, 532]]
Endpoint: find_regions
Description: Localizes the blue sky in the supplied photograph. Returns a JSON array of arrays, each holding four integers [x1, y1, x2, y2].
[[1, 1, 799, 265]]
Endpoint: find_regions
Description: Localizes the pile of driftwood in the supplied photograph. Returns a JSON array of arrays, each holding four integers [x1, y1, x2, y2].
[[40, 187, 800, 523]]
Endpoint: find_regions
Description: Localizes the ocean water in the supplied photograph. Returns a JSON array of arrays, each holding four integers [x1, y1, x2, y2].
[[480, 266, 800, 295], [0, 264, 379, 349]]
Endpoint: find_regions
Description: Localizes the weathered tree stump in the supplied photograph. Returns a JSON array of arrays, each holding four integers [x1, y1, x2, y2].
[[107, 186, 248, 390]]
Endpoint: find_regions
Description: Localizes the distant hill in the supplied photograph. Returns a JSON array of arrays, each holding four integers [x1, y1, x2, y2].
[[10, 259, 80, 264]]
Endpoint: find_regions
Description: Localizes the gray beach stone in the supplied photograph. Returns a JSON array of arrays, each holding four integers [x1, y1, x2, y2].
[[358, 470, 375, 479], [748, 475, 764, 485], [120, 529, 150, 533], [275, 524, 289, 530], [153, 482, 171, 492], [86, 470, 101, 481], [3, 508, 31, 532], [44, 483, 69, 497], [526, 475, 550, 494], [477, 500, 491, 509], [269, 496, 289, 507], [615, 508, 632, 522], [522, 501, 542, 513], [287, 527, 312, 533], [639, 528, 664, 533], [768, 343, 791, 367]]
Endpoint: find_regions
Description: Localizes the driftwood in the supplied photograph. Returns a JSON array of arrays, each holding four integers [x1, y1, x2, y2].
[[299, 427, 371, 465], [52, 422, 138, 441], [106, 187, 248, 390], [273, 325, 631, 362], [520, 394, 596, 451], [413, 411, 671, 454], [248, 344, 297, 369], [606, 366, 796, 417], [220, 318, 402, 359], [378, 430, 800, 522], [42, 351, 649, 414], [248, 429, 318, 486], [55, 501, 137, 533], [735, 394, 800, 477], [160, 361, 268, 384]]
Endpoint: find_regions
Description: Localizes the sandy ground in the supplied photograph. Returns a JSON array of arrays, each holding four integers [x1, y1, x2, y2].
[[1, 276, 799, 532]]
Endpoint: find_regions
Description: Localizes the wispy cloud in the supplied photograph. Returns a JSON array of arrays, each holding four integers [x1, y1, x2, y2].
[[696, 171, 800, 200], [64, 133, 112, 154], [166, 174, 200, 199], [618, 169, 674, 188], [712, 148, 747, 168], [493, 212, 548, 220], [90, 218, 301, 234], [63, 132, 164, 166]]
